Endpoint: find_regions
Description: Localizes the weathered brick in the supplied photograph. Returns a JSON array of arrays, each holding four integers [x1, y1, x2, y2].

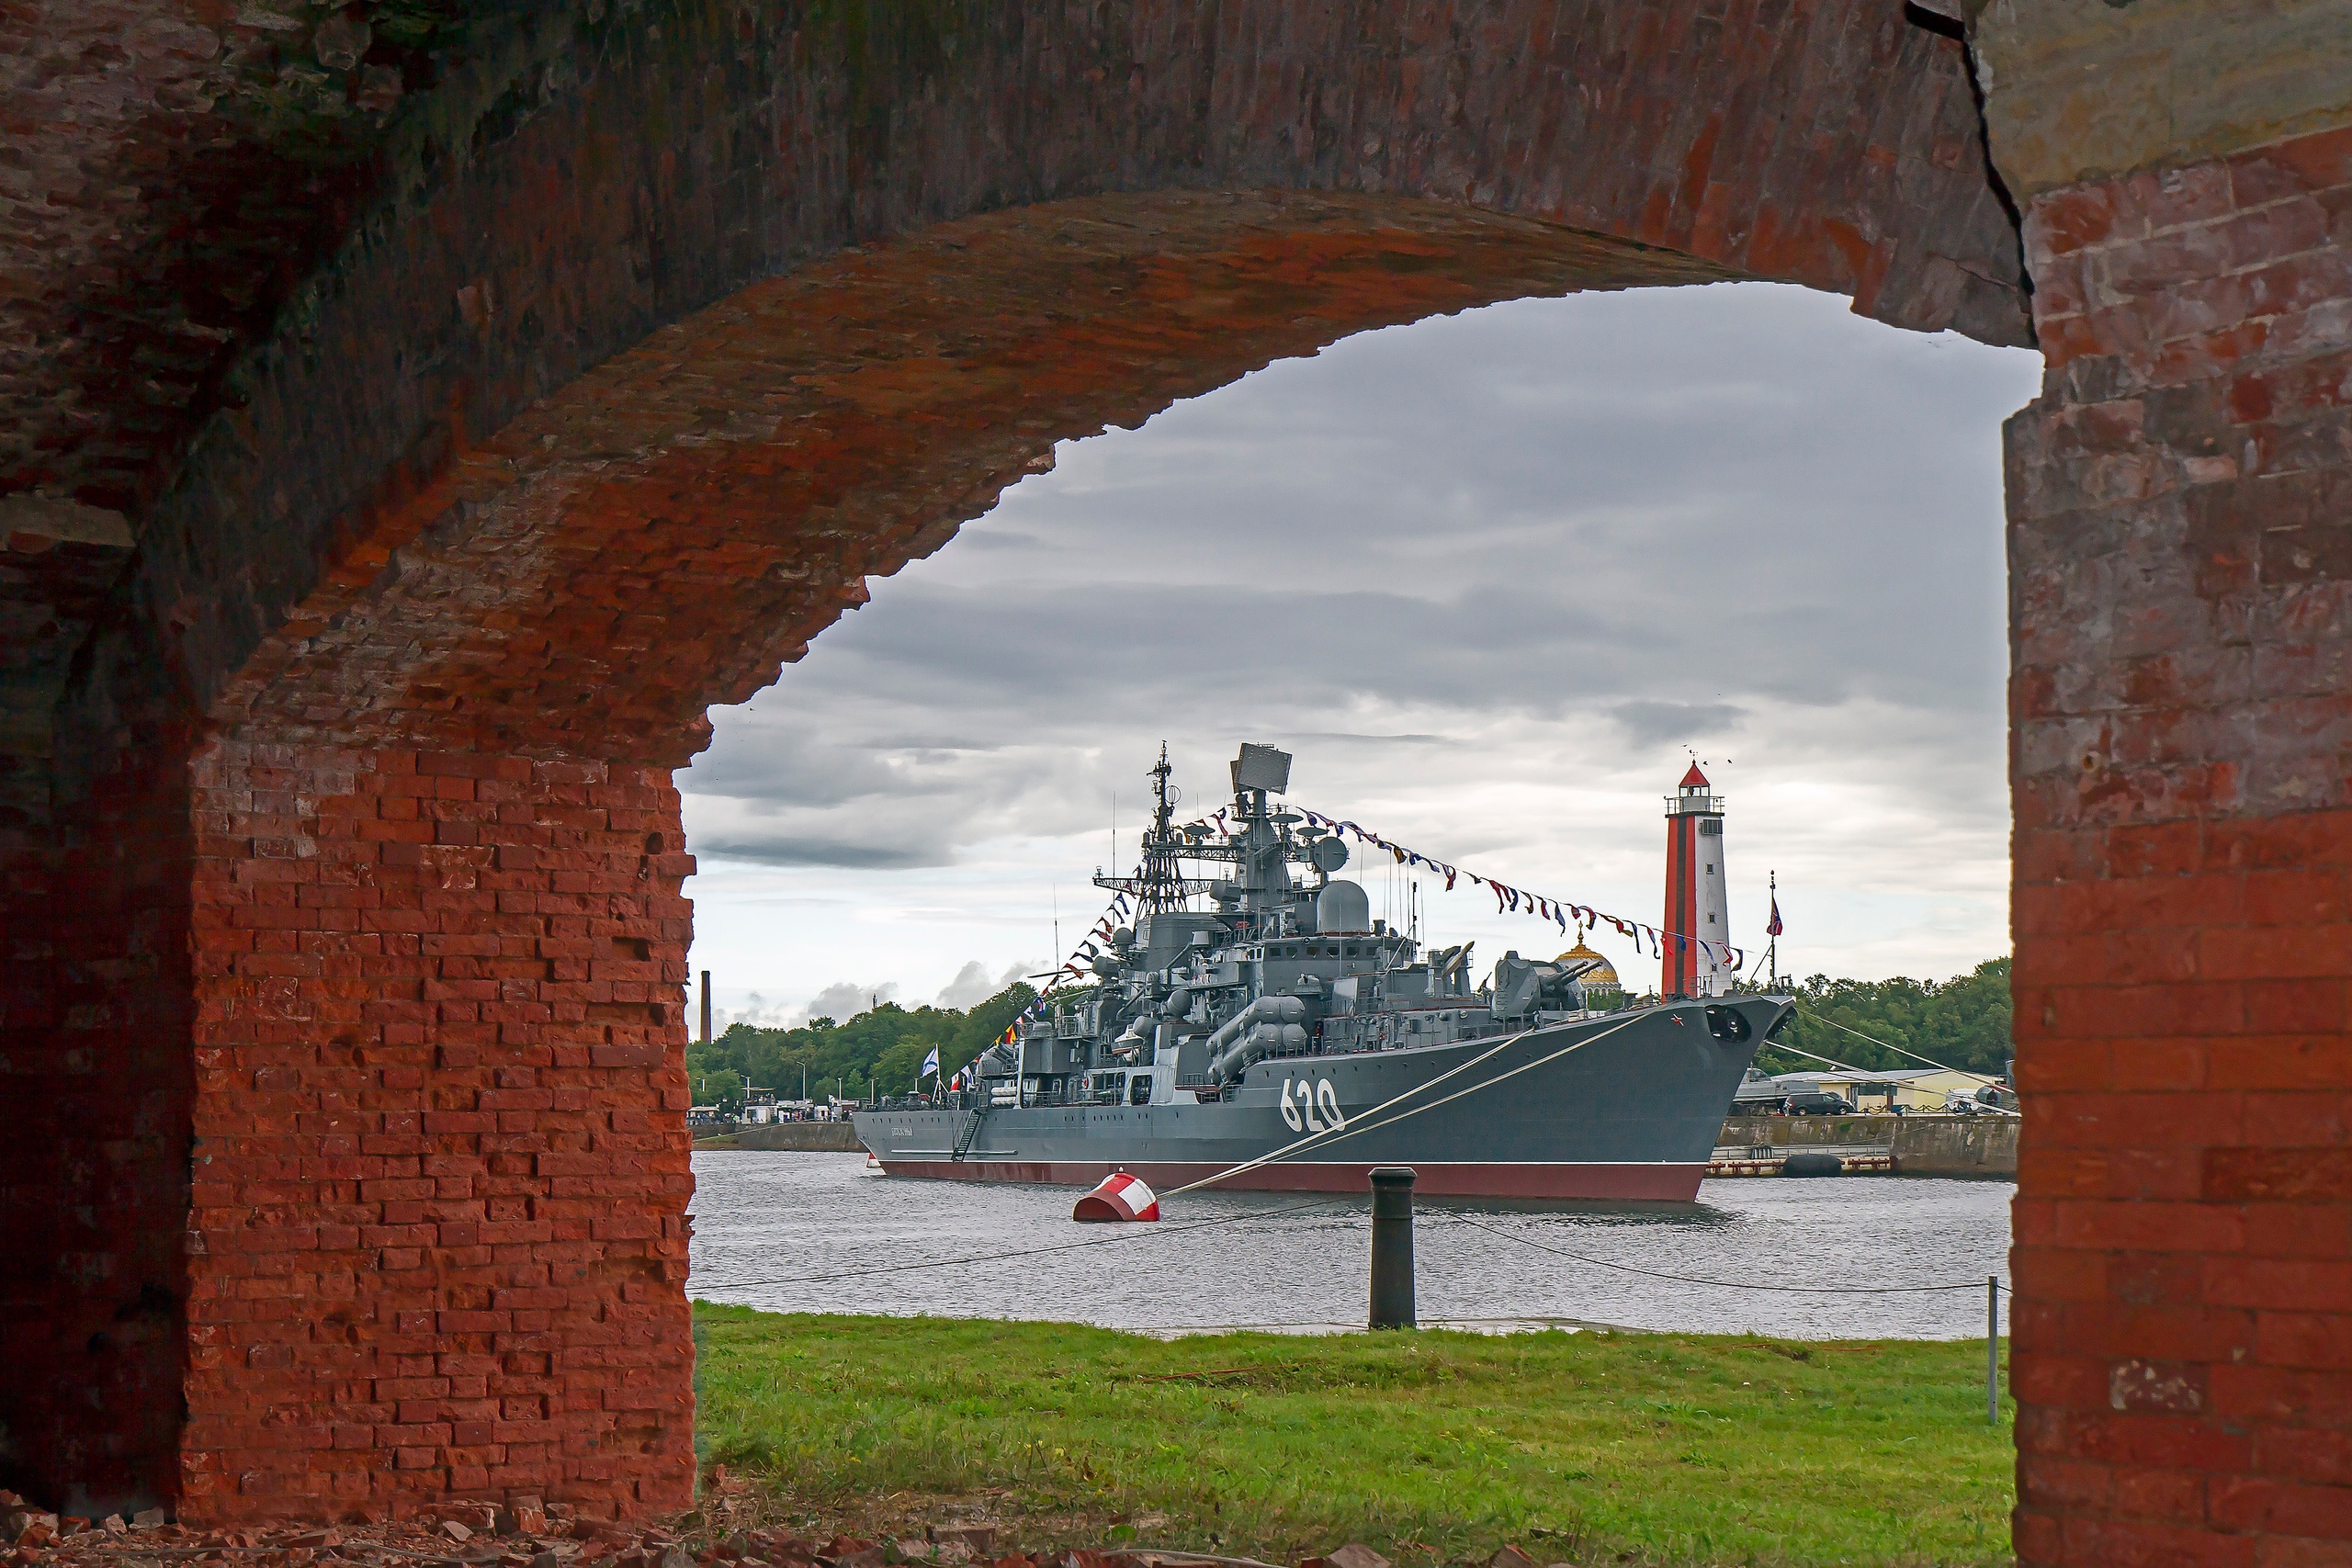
[[0, 1, 2334, 1552], [2013, 122, 2352, 1568], [149, 744, 697, 1521]]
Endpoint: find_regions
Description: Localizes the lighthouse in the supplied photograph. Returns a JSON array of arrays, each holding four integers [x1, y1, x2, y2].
[[1662, 763, 1732, 998]]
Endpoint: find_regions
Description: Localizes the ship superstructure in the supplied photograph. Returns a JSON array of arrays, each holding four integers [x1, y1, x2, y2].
[[854, 746, 1791, 1199]]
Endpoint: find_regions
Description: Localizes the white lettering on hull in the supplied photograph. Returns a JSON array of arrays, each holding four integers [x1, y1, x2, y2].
[[1280, 1077, 1347, 1134]]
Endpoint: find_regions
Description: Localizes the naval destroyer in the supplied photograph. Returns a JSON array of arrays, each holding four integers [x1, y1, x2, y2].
[[854, 746, 1791, 1200]]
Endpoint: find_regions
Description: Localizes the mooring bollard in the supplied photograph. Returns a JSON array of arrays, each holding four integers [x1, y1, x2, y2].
[[1368, 1166, 1417, 1330], [1986, 1275, 2001, 1425]]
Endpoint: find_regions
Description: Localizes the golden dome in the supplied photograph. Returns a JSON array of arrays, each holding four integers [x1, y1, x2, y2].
[[1556, 939, 1621, 987]]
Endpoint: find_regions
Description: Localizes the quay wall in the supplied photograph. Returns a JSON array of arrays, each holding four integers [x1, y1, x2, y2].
[[1718, 1115, 2018, 1179]]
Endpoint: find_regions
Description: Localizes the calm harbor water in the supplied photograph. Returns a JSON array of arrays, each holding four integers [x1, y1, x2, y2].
[[687, 1153, 2012, 1340]]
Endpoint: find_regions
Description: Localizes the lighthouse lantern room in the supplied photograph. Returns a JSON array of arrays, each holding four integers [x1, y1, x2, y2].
[[1662, 764, 1731, 998]]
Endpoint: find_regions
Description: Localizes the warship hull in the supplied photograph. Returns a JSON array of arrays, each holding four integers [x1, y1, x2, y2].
[[855, 996, 1779, 1201]]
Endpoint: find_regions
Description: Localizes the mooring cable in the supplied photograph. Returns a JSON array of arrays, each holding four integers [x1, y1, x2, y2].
[[1275, 1011, 1647, 1155], [693, 1196, 1351, 1291], [1442, 1212, 2006, 1295], [698, 1200, 2002, 1304], [1788, 1010, 2018, 1107], [1153, 1024, 1539, 1195], [1159, 1010, 1654, 1197], [709, 1000, 2014, 1305]]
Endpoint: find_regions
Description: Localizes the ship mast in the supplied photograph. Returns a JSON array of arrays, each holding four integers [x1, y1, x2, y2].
[[1132, 743, 1195, 915], [1094, 742, 1213, 910]]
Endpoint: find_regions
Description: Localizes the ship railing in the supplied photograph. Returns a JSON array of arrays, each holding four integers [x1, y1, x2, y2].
[[872, 1090, 998, 1111]]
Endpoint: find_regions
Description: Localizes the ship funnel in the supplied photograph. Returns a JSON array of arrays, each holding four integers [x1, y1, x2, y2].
[[1315, 879, 1370, 934]]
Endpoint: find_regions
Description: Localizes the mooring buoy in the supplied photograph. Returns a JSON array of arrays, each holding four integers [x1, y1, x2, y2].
[[1073, 1170, 1160, 1221]]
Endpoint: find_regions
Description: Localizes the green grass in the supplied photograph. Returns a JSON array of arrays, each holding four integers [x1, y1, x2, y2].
[[692, 1305, 2012, 1568]]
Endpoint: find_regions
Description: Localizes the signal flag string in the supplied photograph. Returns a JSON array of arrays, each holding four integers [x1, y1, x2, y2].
[[1030, 798, 1748, 1047], [1285, 806, 1744, 973], [984, 863, 1151, 1066]]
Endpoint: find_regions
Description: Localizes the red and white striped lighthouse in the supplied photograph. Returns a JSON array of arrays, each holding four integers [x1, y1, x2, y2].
[[1662, 763, 1732, 998]]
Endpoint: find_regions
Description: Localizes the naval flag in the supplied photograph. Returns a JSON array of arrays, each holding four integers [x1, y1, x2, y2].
[[921, 1044, 941, 1082], [1767, 896, 1784, 937]]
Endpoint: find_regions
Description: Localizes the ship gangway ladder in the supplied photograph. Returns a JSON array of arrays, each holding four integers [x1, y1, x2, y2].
[[950, 1102, 990, 1162]]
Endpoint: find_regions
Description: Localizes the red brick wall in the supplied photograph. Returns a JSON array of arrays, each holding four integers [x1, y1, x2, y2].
[[12, 0, 2350, 1536], [8, 0, 2030, 1514], [177, 739, 695, 1521], [2010, 123, 2352, 1565]]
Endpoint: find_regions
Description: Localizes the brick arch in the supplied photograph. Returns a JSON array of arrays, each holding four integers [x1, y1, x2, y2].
[[170, 196, 1750, 1526], [75, 0, 2024, 753], [221, 195, 1736, 761], [9, 1, 2348, 1562], [7, 0, 2029, 1523]]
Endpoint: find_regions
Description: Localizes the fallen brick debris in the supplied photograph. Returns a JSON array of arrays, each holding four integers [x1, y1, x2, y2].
[[5, 1493, 1572, 1568]]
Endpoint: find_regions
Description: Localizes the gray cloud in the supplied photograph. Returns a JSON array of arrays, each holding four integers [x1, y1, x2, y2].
[[682, 282, 2041, 988], [693, 834, 941, 870], [934, 961, 994, 1010], [1611, 701, 1749, 747], [933, 960, 1036, 1010], [804, 981, 895, 1025]]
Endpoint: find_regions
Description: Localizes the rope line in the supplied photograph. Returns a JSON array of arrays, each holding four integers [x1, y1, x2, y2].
[[1443, 1213, 2006, 1296], [695, 1202, 2004, 1302], [693, 1197, 1350, 1291], [1156, 1026, 1535, 1195], [1792, 1010, 2018, 1106], [706, 1007, 2015, 1305], [1160, 1011, 1649, 1197], [1264, 1014, 1645, 1157]]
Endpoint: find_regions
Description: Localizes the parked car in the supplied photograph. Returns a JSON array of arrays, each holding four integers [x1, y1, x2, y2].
[[1782, 1090, 1856, 1116]]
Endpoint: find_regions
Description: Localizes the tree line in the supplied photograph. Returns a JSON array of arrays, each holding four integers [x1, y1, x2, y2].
[[684, 957, 2015, 1110], [685, 985, 1037, 1110]]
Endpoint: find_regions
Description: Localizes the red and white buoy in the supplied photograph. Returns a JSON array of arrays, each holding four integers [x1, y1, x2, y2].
[[1072, 1170, 1160, 1222]]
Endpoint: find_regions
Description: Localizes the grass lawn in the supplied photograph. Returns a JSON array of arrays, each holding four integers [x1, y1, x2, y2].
[[692, 1306, 2012, 1568]]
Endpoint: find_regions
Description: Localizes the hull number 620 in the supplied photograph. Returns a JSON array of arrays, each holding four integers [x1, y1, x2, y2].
[[1280, 1077, 1347, 1133]]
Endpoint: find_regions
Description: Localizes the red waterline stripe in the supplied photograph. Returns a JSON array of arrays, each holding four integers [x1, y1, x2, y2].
[[874, 1158, 1705, 1201]]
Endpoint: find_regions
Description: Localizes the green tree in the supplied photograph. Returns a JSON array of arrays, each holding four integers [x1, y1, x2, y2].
[[691, 1067, 746, 1111], [684, 983, 1038, 1107], [1758, 957, 2013, 1078]]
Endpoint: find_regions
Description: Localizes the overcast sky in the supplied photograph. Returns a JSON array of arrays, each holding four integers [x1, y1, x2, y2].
[[678, 281, 2043, 1029]]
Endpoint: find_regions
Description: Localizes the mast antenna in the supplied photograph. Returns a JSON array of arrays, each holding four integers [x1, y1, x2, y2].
[[1129, 741, 1193, 916]]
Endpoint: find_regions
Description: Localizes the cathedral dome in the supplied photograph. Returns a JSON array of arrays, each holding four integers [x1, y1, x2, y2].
[[1556, 939, 1621, 990]]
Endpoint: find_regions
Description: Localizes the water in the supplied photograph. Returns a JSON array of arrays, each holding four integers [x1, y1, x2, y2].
[[687, 1153, 2013, 1340]]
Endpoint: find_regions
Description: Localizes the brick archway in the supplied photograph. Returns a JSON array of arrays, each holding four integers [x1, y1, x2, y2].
[[5, 1, 2348, 1561]]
